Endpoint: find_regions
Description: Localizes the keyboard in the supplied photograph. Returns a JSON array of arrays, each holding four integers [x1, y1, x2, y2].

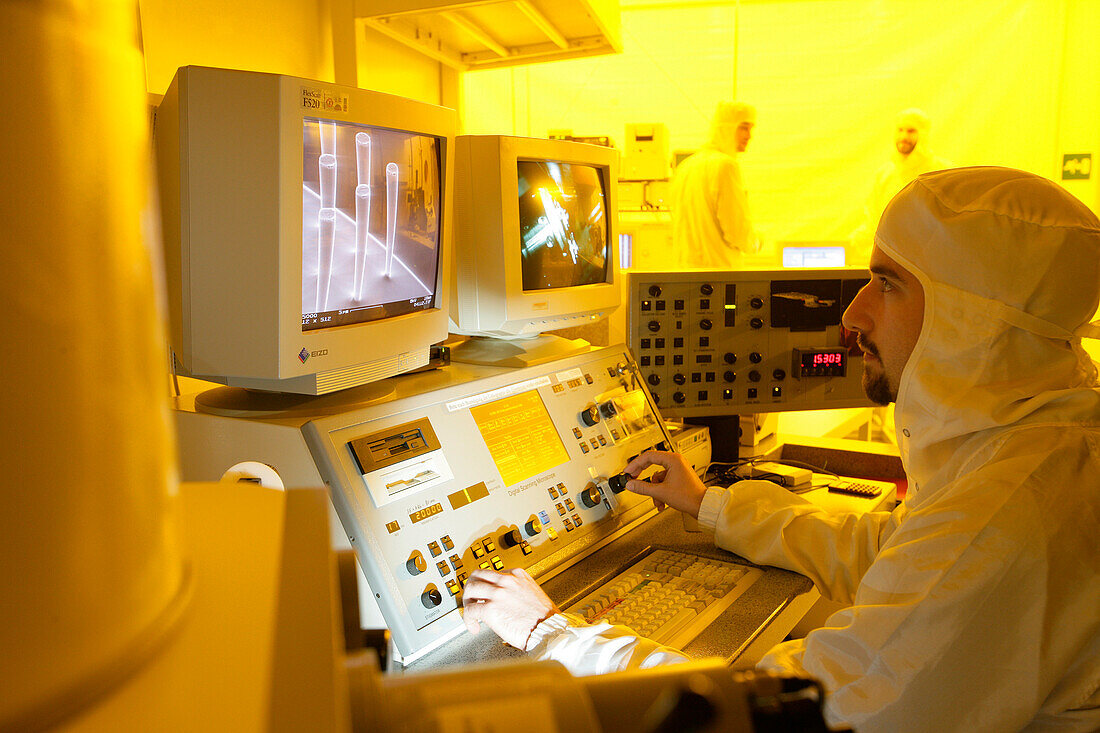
[[563, 548, 763, 649]]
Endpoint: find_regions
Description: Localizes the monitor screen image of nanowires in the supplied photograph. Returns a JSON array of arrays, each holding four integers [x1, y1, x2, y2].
[[302, 119, 442, 332]]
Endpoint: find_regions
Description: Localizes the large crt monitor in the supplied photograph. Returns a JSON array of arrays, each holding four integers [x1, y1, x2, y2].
[[155, 66, 454, 395], [449, 135, 620, 366]]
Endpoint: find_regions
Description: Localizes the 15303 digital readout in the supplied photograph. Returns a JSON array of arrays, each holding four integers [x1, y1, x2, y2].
[[794, 348, 847, 378]]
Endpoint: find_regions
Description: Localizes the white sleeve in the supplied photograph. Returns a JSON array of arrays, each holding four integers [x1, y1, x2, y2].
[[524, 613, 690, 677], [698, 481, 901, 605], [713, 158, 755, 255]]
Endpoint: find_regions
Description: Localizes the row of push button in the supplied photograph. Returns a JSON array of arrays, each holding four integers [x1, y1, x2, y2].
[[548, 482, 569, 499], [426, 535, 455, 557], [640, 298, 717, 312]]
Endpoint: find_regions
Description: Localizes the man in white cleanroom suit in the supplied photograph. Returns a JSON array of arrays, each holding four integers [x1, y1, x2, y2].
[[850, 108, 953, 263], [462, 167, 1100, 731], [670, 102, 761, 268]]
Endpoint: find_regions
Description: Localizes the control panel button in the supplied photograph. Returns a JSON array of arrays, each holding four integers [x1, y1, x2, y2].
[[724, 371, 737, 383], [647, 320, 661, 333], [750, 317, 764, 329], [445, 579, 460, 596], [580, 404, 601, 426], [647, 374, 661, 386], [772, 369, 787, 381], [427, 541, 442, 557], [700, 283, 714, 296], [449, 554, 463, 570], [672, 373, 686, 385], [724, 352, 737, 364], [648, 284, 663, 297], [520, 542, 533, 555], [750, 297, 764, 309], [482, 539, 496, 553], [749, 352, 763, 364], [490, 557, 504, 571], [407, 551, 427, 575], [673, 391, 686, 404], [599, 400, 618, 418], [501, 528, 523, 548], [546, 527, 558, 540], [572, 514, 583, 527], [472, 545, 486, 559], [564, 498, 575, 512], [441, 535, 454, 551], [436, 560, 450, 576], [421, 586, 443, 609], [699, 318, 713, 330], [557, 483, 568, 494], [749, 370, 762, 382], [525, 517, 543, 536]]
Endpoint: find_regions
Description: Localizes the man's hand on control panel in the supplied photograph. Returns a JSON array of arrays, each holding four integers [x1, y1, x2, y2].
[[623, 451, 708, 519], [461, 568, 560, 649]]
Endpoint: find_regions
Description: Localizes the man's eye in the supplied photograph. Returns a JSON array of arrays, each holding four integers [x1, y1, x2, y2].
[[878, 277, 894, 292]]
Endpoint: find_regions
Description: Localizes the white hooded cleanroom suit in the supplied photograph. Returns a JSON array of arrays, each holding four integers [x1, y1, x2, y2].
[[522, 167, 1100, 731], [670, 102, 760, 268], [850, 109, 953, 263]]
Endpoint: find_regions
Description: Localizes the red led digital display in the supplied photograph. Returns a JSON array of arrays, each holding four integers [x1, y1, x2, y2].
[[812, 352, 844, 366], [797, 349, 847, 377]]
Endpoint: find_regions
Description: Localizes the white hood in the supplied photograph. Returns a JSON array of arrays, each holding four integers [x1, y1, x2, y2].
[[875, 166, 1100, 497]]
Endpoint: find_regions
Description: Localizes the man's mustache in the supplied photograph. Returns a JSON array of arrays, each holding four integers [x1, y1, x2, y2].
[[858, 337, 880, 359]]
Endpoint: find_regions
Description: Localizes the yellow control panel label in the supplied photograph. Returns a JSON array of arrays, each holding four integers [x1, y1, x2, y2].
[[470, 390, 569, 488]]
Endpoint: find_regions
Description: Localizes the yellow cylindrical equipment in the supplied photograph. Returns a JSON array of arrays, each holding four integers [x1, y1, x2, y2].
[[0, 2, 186, 729]]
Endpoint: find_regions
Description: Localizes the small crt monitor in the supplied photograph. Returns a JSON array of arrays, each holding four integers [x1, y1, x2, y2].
[[781, 243, 847, 268], [155, 66, 455, 395], [449, 135, 620, 367]]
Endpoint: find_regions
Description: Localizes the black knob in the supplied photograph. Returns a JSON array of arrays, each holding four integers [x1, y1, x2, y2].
[[673, 391, 686, 404], [407, 551, 427, 575], [750, 297, 764, 309], [750, 317, 764, 329], [772, 369, 786, 381], [723, 352, 736, 364], [647, 373, 661, 386], [599, 400, 618, 418], [648, 284, 663, 297], [647, 320, 661, 333], [724, 371, 736, 383], [700, 283, 714, 296], [608, 473, 631, 493], [421, 587, 443, 609], [673, 373, 686, 385], [525, 517, 543, 536], [581, 484, 602, 508], [580, 404, 601, 426], [749, 370, 761, 382], [501, 528, 522, 548], [652, 394, 661, 404], [749, 352, 763, 363], [699, 319, 712, 330]]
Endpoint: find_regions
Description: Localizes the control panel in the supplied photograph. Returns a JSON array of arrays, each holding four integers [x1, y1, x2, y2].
[[627, 269, 872, 416], [303, 347, 670, 663]]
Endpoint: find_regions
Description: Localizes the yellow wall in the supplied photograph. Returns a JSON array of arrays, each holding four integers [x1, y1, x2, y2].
[[138, 0, 447, 104], [139, 0, 332, 95], [462, 0, 1100, 246]]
